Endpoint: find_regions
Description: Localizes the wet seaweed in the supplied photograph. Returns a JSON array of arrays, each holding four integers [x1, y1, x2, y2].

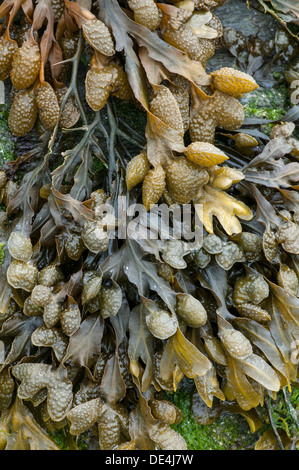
[[0, 0, 298, 451]]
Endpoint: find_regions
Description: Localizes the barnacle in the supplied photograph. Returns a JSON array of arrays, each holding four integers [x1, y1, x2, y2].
[[31, 325, 68, 361], [176, 293, 207, 327], [128, 0, 160, 31], [202, 234, 223, 254], [190, 91, 245, 143], [99, 284, 122, 319], [162, 239, 190, 269], [7, 260, 38, 292], [55, 87, 80, 129], [233, 273, 269, 306], [24, 297, 43, 317], [8, 90, 38, 137], [39, 265, 64, 287], [184, 142, 228, 167], [82, 19, 115, 56], [277, 221, 299, 255], [82, 272, 103, 304], [219, 325, 252, 360], [263, 229, 279, 262], [144, 305, 178, 339], [277, 265, 299, 296], [52, 0, 65, 22], [157, 262, 175, 283], [0, 368, 14, 412], [10, 41, 41, 90], [81, 221, 109, 253], [31, 285, 52, 308], [162, 11, 216, 67], [209, 166, 244, 190], [7, 232, 32, 262], [126, 150, 150, 190], [12, 364, 73, 422], [150, 87, 184, 134], [65, 233, 86, 261], [36, 83, 60, 131], [85, 64, 119, 112], [142, 165, 166, 210], [168, 81, 190, 131], [61, 304, 81, 336], [165, 157, 209, 204], [211, 67, 258, 98], [215, 242, 245, 270], [235, 303, 271, 323], [44, 298, 61, 328], [0, 37, 18, 81]]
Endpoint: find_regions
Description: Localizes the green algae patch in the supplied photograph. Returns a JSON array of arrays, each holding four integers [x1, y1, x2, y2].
[[165, 382, 299, 450], [242, 85, 290, 121], [0, 104, 16, 167], [165, 382, 258, 450], [48, 429, 70, 450], [263, 387, 299, 441], [48, 427, 90, 450]]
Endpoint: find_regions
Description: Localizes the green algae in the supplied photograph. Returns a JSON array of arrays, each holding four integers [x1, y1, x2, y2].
[[48, 429, 69, 450], [48, 427, 90, 450], [165, 382, 299, 450], [0, 105, 16, 168], [242, 85, 290, 121], [241, 84, 291, 135], [92, 157, 107, 173], [0, 243, 6, 266], [264, 387, 299, 441], [165, 381, 258, 450]]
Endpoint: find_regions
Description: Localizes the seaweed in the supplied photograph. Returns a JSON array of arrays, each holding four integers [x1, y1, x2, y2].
[[0, 0, 298, 451]]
